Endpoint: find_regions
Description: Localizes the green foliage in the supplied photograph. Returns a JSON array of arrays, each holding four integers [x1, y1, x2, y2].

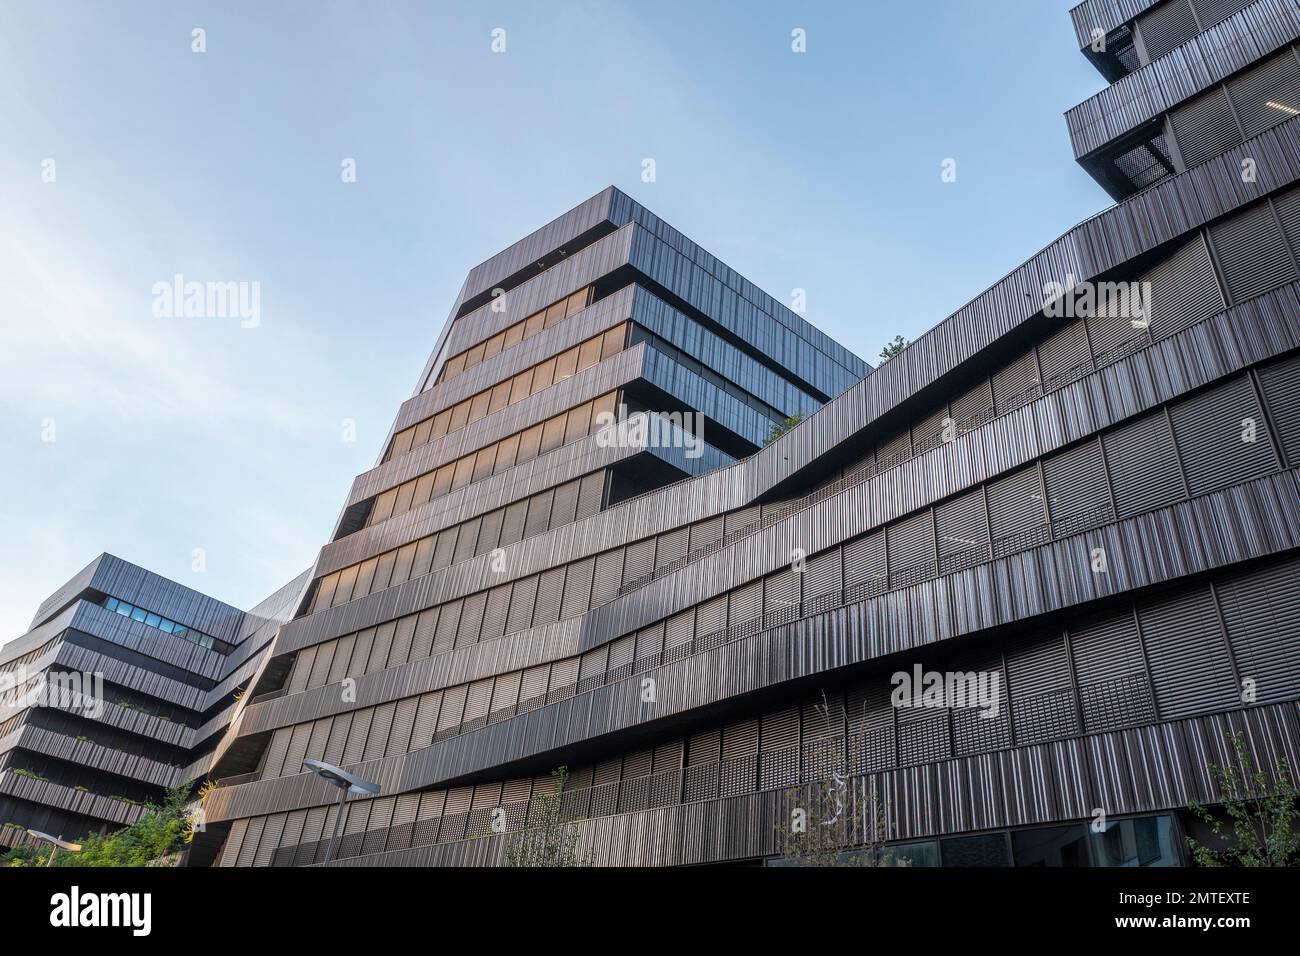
[[1186, 732, 1300, 867], [11, 767, 47, 781], [503, 767, 590, 867], [878, 335, 907, 362], [764, 413, 806, 446], [1, 781, 193, 868]]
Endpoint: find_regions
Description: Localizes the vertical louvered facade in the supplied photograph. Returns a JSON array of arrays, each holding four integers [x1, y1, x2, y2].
[[197, 1, 1300, 867]]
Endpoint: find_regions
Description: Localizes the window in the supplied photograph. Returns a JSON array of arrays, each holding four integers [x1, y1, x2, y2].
[[98, 596, 220, 651], [1089, 815, 1180, 867], [1011, 825, 1091, 866]]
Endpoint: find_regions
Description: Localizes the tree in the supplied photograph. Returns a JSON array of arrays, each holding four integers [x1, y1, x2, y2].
[[1185, 732, 1300, 867], [765, 413, 805, 446], [878, 335, 907, 363], [503, 767, 590, 867], [774, 693, 902, 866]]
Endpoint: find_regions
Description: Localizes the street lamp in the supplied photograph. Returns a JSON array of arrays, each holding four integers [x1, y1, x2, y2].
[[302, 759, 379, 864], [25, 829, 81, 867]]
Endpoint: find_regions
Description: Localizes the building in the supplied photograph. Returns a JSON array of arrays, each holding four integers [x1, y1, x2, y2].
[[180, 0, 1300, 865], [0, 555, 308, 856]]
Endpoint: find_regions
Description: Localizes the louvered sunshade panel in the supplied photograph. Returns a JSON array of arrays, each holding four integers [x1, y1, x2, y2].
[[1137, 0, 1200, 60], [1216, 555, 1300, 704], [431, 606, 457, 658], [458, 592, 486, 647], [1210, 200, 1297, 304], [1168, 373, 1276, 495], [1139, 585, 1239, 719], [664, 609, 694, 657], [436, 684, 467, 733], [1068, 608, 1155, 730], [1036, 321, 1091, 390], [951, 377, 996, 432], [1041, 437, 1110, 530], [887, 510, 936, 586], [986, 466, 1048, 556], [634, 622, 665, 668], [518, 665, 549, 711], [363, 703, 395, 761], [1170, 85, 1242, 168], [1273, 185, 1300, 269], [341, 710, 372, 766], [575, 471, 605, 520], [506, 577, 537, 634], [1258, 352, 1300, 466], [843, 530, 886, 596], [550, 479, 580, 528], [560, 557, 594, 619], [992, 349, 1041, 414], [590, 549, 624, 605], [481, 584, 510, 641], [934, 488, 989, 572], [911, 404, 952, 455], [1005, 631, 1079, 744], [1226, 47, 1300, 140], [1192, 0, 1255, 31], [689, 515, 724, 555], [409, 693, 441, 751], [875, 429, 913, 470], [322, 713, 351, 765], [654, 527, 689, 571], [763, 568, 800, 622], [728, 581, 762, 628], [286, 646, 316, 694], [262, 727, 292, 779], [801, 692, 846, 739], [725, 505, 760, 537], [1144, 234, 1224, 341], [532, 568, 565, 626], [523, 489, 553, 539], [801, 547, 842, 603], [687, 728, 721, 766], [489, 671, 521, 721], [1103, 411, 1186, 517]]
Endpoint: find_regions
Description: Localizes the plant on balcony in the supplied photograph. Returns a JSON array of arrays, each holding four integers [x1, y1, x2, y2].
[[10, 768, 47, 781], [503, 767, 589, 867], [764, 413, 805, 446], [2, 781, 193, 867]]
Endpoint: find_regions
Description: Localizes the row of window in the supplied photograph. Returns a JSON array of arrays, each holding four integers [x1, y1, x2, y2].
[[267, 549, 1300, 790], [290, 352, 1298, 713], [310, 471, 605, 614], [101, 597, 218, 651], [768, 816, 1181, 867], [431, 286, 593, 390], [386, 323, 629, 463], [364, 391, 619, 530]]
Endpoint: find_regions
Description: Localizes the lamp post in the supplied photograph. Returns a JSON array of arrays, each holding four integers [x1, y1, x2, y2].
[[25, 829, 81, 867], [302, 759, 379, 864]]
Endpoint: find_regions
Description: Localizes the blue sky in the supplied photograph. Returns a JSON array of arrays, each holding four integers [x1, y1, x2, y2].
[[0, 0, 1109, 641]]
